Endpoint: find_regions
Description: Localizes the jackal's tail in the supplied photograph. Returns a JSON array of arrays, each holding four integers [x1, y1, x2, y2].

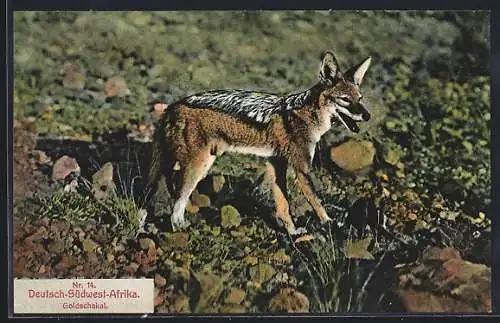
[[144, 133, 163, 202], [144, 104, 173, 203]]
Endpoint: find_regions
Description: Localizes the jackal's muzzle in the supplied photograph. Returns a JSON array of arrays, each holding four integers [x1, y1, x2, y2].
[[360, 103, 371, 121], [334, 102, 371, 133]]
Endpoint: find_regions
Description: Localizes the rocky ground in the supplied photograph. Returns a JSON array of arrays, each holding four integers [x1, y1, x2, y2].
[[13, 11, 491, 313]]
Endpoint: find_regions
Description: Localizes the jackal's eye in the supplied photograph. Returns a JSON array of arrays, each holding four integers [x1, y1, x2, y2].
[[337, 96, 351, 105]]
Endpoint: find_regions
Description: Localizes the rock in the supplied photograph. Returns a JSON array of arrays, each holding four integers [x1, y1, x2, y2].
[[117, 254, 127, 263], [197, 194, 211, 208], [330, 140, 375, 172], [244, 256, 259, 266], [85, 250, 99, 264], [192, 271, 224, 313], [212, 175, 226, 193], [249, 263, 276, 287], [86, 90, 107, 102], [225, 288, 246, 305], [82, 238, 99, 253], [137, 246, 158, 270], [383, 144, 405, 166], [270, 249, 291, 265], [268, 288, 310, 313], [55, 254, 77, 272], [91, 162, 115, 200], [105, 76, 131, 98], [185, 200, 200, 214], [124, 262, 140, 274], [139, 238, 155, 250], [394, 247, 491, 312], [344, 236, 375, 260], [152, 102, 168, 118], [62, 61, 86, 90], [191, 190, 211, 208], [154, 273, 167, 288], [38, 264, 46, 274], [160, 232, 189, 250], [423, 246, 461, 262], [154, 292, 164, 307], [114, 242, 126, 253], [31, 150, 52, 166], [52, 156, 80, 181], [63, 179, 79, 193], [407, 212, 418, 221], [221, 205, 241, 229], [47, 239, 65, 253], [393, 289, 479, 312]]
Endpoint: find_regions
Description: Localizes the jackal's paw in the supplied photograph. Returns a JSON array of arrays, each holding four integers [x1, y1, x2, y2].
[[171, 217, 191, 232], [288, 227, 308, 236]]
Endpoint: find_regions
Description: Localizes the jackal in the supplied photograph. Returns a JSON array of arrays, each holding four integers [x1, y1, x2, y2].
[[147, 51, 372, 235]]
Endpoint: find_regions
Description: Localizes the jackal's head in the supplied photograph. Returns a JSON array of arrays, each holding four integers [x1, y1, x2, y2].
[[318, 51, 372, 133]]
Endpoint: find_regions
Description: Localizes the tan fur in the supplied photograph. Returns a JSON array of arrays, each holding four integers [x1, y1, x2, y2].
[[148, 51, 372, 234], [169, 101, 330, 170]]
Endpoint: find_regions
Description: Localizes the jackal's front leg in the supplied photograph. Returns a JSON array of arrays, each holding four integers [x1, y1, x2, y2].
[[295, 168, 333, 224], [266, 158, 307, 235]]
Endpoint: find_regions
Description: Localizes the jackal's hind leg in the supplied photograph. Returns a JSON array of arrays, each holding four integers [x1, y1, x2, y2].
[[171, 148, 216, 231], [266, 159, 307, 235]]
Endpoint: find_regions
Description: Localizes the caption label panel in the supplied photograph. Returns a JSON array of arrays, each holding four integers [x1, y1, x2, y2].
[[14, 279, 154, 314]]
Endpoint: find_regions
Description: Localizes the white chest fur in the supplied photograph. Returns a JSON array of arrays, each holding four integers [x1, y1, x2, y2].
[[308, 107, 334, 164], [310, 108, 333, 143], [227, 145, 275, 157]]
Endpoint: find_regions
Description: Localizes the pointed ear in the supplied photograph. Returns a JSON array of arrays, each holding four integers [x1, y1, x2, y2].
[[346, 56, 372, 86], [318, 51, 340, 86]]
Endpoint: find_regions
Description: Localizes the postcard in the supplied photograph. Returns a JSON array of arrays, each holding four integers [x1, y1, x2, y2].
[[10, 10, 492, 316]]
